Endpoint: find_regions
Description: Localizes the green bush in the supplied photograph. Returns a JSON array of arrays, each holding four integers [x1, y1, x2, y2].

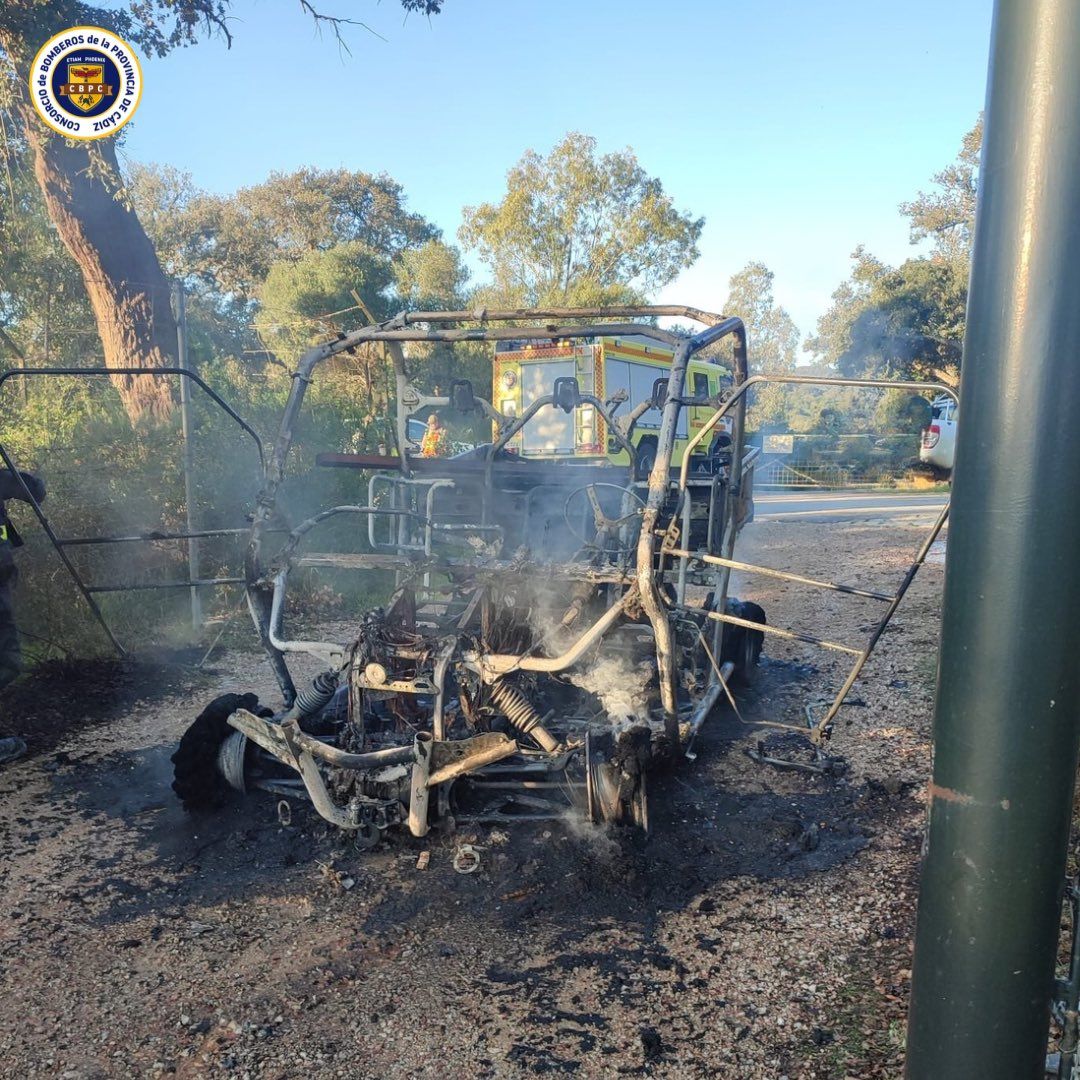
[[2, 356, 405, 661]]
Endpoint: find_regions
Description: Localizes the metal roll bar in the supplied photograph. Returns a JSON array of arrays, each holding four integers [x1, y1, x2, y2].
[[246, 306, 750, 703], [266, 569, 346, 668], [470, 591, 634, 678], [632, 316, 749, 741], [666, 373, 958, 745]]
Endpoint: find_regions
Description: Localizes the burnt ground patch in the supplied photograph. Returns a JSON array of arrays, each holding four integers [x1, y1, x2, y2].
[[0, 515, 942, 1077], [0, 655, 206, 756]]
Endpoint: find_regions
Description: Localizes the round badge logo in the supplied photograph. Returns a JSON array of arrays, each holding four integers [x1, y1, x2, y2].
[[29, 27, 143, 140]]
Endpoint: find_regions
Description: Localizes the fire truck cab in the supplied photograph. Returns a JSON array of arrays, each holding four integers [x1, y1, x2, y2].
[[493, 335, 732, 477]]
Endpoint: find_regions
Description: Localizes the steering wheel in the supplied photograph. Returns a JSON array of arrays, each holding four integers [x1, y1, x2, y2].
[[562, 483, 646, 553]]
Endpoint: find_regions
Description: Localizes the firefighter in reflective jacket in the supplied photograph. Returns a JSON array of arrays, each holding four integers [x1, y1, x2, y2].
[[0, 468, 45, 764], [419, 413, 449, 458]]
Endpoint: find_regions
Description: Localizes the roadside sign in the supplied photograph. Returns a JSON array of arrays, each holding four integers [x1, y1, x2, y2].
[[764, 434, 795, 454]]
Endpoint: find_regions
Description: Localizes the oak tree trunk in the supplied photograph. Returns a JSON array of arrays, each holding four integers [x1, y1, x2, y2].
[[18, 115, 176, 421]]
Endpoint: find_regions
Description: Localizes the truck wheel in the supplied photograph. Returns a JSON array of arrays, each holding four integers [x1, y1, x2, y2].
[[171, 692, 269, 811]]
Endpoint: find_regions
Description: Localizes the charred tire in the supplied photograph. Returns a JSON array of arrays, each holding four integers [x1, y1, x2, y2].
[[634, 438, 658, 481], [171, 693, 268, 811]]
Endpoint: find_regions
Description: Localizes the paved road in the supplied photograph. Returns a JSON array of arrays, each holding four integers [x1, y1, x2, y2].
[[754, 489, 949, 522]]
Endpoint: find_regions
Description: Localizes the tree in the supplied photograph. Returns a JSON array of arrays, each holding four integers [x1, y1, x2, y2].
[[807, 117, 981, 388], [874, 388, 932, 434], [129, 163, 455, 368], [722, 261, 799, 426], [131, 165, 441, 299], [813, 406, 844, 437], [257, 238, 469, 409], [459, 132, 703, 307], [0, 47, 175, 415], [393, 240, 469, 311], [808, 248, 965, 385], [0, 115, 94, 378], [805, 247, 887, 370], [258, 242, 396, 360], [900, 117, 982, 265], [130, 158, 467, 352], [123, 163, 205, 282], [0, 1, 445, 420], [125, 163, 254, 365]]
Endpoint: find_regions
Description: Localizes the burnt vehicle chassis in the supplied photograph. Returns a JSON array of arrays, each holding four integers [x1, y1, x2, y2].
[[171, 306, 768, 841], [0, 316, 957, 844]]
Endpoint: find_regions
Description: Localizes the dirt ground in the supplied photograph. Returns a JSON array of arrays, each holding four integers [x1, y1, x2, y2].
[[0, 510, 946, 1079]]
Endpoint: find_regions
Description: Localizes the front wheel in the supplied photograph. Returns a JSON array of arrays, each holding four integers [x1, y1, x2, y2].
[[171, 692, 268, 811]]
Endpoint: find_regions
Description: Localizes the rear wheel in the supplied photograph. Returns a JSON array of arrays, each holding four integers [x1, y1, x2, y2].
[[729, 601, 766, 686]]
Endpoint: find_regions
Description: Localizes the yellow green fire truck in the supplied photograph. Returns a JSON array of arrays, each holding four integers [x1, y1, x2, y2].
[[492, 335, 732, 476]]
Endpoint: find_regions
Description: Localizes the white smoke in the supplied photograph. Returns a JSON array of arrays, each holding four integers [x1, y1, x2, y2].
[[522, 588, 653, 730], [568, 654, 653, 728]]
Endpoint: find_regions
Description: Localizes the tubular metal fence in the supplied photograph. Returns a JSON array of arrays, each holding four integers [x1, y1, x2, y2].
[[755, 459, 929, 489]]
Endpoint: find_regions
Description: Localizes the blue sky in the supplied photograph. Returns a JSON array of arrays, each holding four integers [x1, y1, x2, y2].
[[121, 0, 993, 343]]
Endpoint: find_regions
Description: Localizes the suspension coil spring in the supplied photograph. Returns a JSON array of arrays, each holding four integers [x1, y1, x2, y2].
[[293, 670, 339, 719], [489, 679, 559, 752]]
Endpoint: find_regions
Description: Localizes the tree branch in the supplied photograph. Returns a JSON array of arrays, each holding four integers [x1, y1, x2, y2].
[[925, 365, 960, 389], [298, 1, 388, 49], [0, 323, 25, 359]]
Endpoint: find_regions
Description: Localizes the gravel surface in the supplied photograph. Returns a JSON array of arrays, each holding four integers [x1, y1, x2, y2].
[[0, 511, 946, 1078]]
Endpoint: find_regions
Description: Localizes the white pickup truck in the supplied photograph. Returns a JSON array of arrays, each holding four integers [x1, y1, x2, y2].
[[919, 394, 957, 475]]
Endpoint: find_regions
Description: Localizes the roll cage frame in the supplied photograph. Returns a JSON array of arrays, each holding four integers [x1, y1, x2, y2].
[[245, 306, 751, 734]]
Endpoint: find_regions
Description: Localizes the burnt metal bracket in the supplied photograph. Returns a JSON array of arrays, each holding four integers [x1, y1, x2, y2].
[[228, 708, 518, 835]]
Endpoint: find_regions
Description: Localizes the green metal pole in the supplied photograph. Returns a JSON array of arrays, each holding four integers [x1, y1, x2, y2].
[[905, 1, 1080, 1076]]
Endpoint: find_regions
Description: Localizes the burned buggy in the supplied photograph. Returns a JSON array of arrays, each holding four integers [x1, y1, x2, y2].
[[172, 306, 768, 841]]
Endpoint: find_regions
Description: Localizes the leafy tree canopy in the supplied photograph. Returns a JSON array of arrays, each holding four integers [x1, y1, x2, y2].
[[725, 261, 799, 373], [806, 120, 981, 386], [874, 388, 933, 434], [0, 109, 106, 382], [900, 116, 982, 265], [257, 238, 468, 359], [718, 261, 800, 426], [126, 162, 467, 373], [459, 132, 703, 307], [129, 164, 440, 299], [258, 242, 395, 359], [808, 246, 966, 385], [0, 1, 446, 421], [393, 240, 469, 312]]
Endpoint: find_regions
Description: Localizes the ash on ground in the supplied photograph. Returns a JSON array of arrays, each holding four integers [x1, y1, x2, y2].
[[0, 517, 941, 1078]]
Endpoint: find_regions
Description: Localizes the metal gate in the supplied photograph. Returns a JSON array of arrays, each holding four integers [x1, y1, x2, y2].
[[0, 367, 263, 654]]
